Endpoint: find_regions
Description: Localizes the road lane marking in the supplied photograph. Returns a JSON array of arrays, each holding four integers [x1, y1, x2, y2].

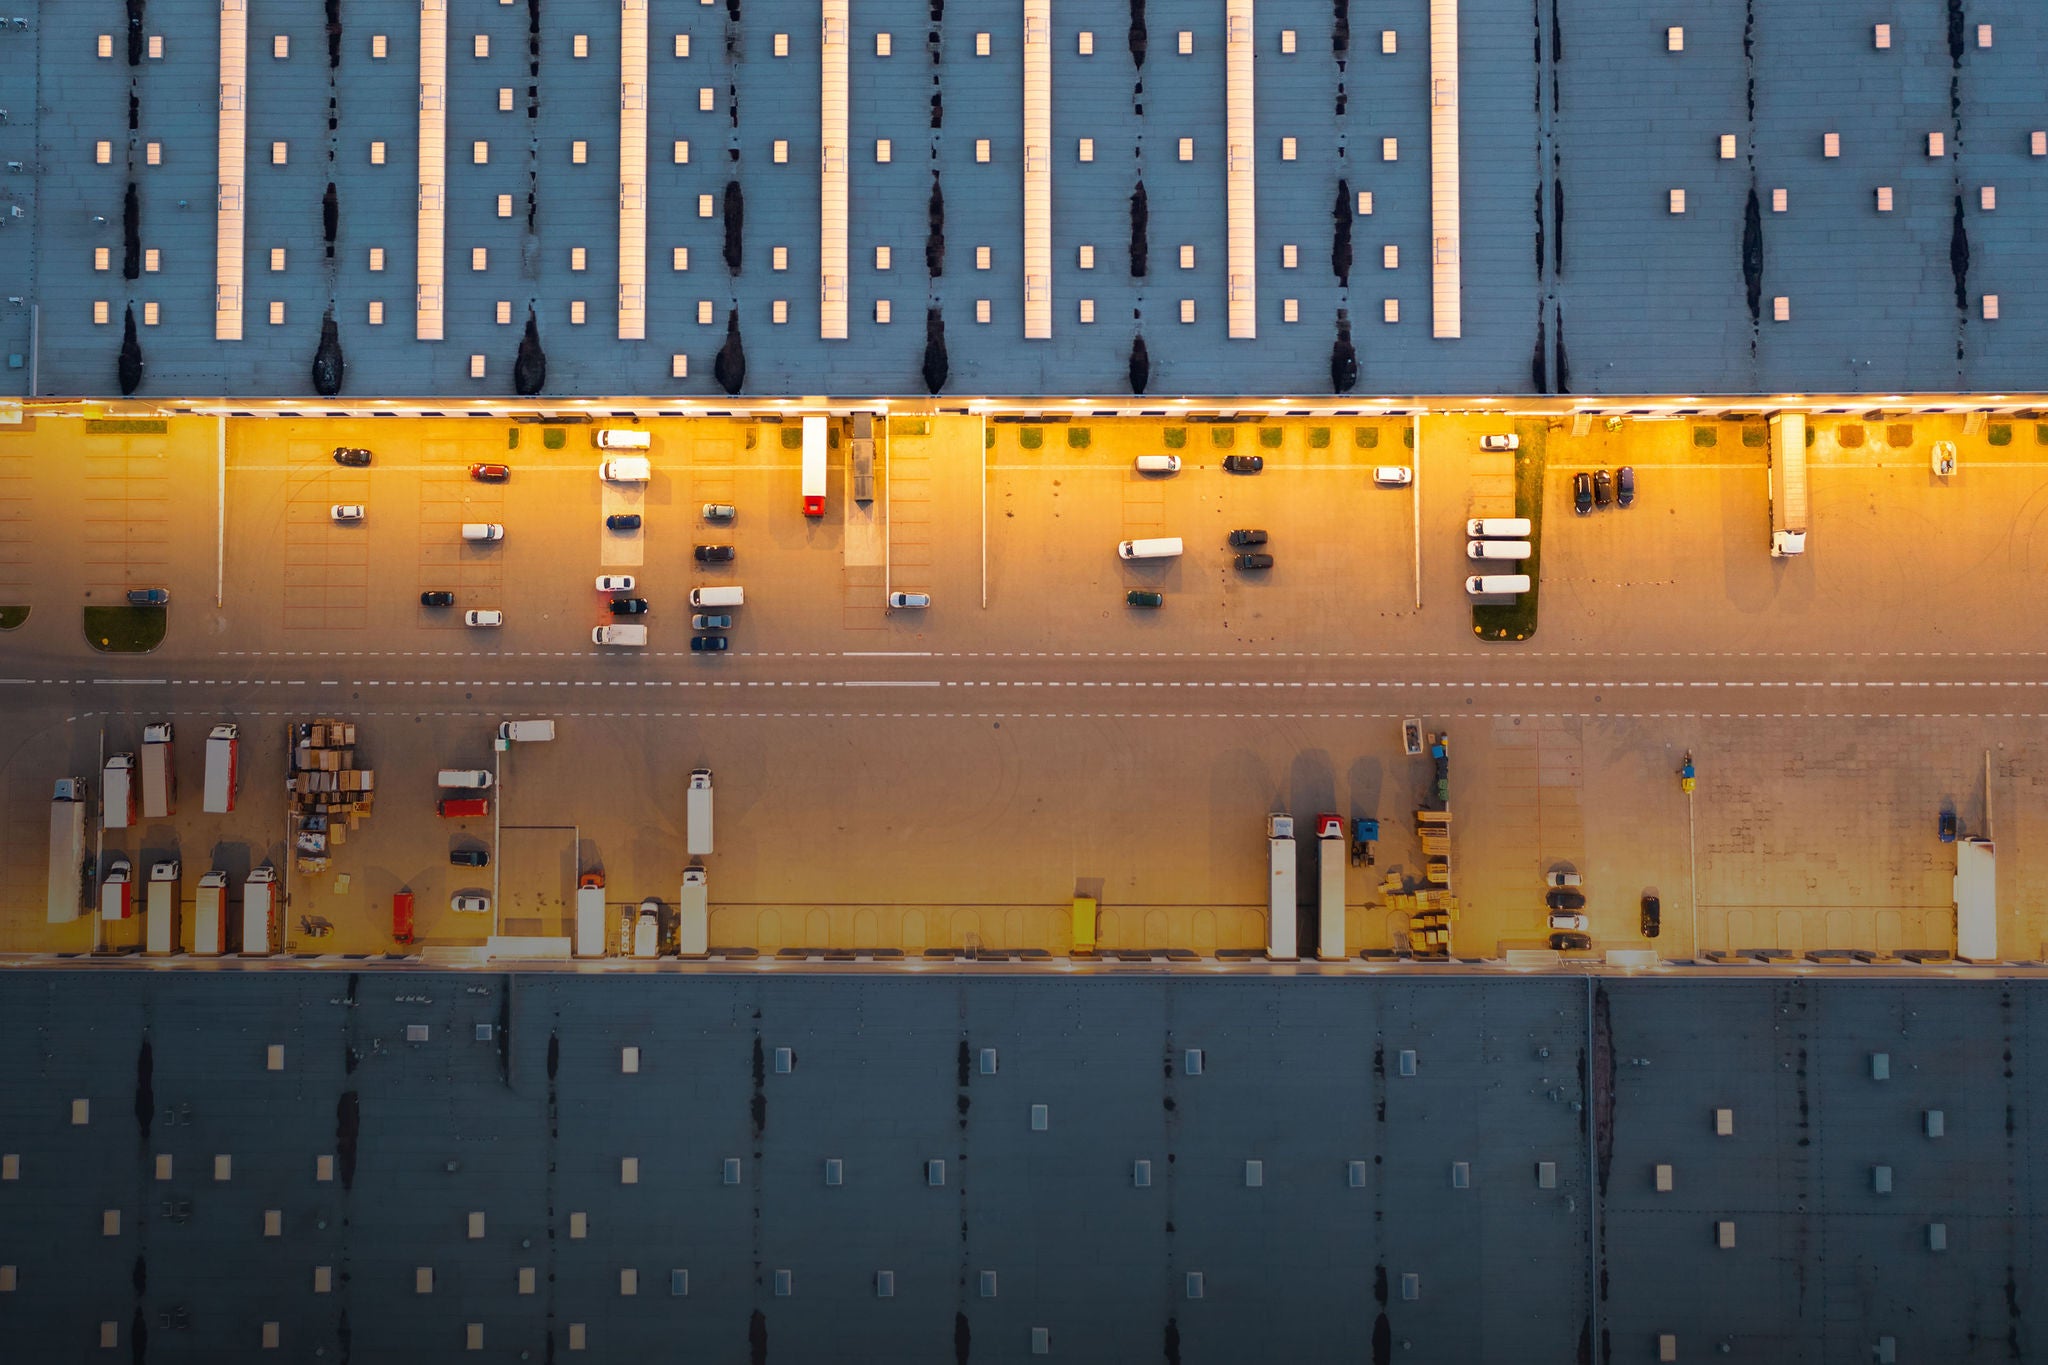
[[840, 680, 942, 688]]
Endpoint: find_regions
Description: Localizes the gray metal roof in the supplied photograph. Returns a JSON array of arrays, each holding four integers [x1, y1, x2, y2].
[[0, 968, 2038, 1361], [1, 0, 2042, 399]]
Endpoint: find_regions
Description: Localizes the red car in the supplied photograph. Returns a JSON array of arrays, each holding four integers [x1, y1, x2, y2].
[[469, 463, 511, 482], [437, 797, 490, 818]]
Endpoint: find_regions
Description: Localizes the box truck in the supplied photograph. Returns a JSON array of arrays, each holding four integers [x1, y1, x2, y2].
[[203, 724, 240, 813], [1267, 814, 1298, 961], [801, 415, 827, 516], [678, 865, 709, 958], [687, 769, 714, 855], [103, 754, 136, 829], [1316, 814, 1346, 961], [241, 867, 277, 955], [146, 860, 181, 954], [1768, 412, 1808, 556], [100, 859, 134, 920], [140, 723, 175, 818], [575, 873, 607, 958], [632, 900, 661, 958], [1955, 837, 1997, 963], [47, 777, 91, 923], [192, 871, 233, 955], [499, 720, 556, 742]]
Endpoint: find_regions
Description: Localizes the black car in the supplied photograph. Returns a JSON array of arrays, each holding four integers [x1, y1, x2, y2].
[[1640, 893, 1661, 939], [1616, 465, 1635, 508], [1593, 469, 1613, 508], [1227, 529, 1268, 547], [1549, 931, 1592, 952], [608, 597, 650, 616], [1126, 590, 1164, 608], [606, 513, 642, 531], [420, 590, 455, 607], [1573, 471, 1594, 516], [1546, 888, 1586, 912], [331, 447, 372, 467], [450, 848, 490, 868], [1234, 552, 1274, 570], [694, 544, 736, 563], [1222, 454, 1264, 473], [690, 634, 730, 652]]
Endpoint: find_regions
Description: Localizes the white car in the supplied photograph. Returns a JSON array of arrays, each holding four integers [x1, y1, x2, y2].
[[1480, 434, 1519, 451], [595, 575, 637, 592], [450, 893, 492, 914], [464, 610, 503, 627], [1548, 911, 1587, 933], [330, 503, 365, 522], [1545, 871, 1582, 889], [888, 591, 931, 609], [1371, 466, 1413, 486]]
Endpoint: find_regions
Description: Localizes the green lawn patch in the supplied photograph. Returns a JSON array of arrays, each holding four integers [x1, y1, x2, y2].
[[84, 419, 168, 435], [541, 427, 566, 449], [1162, 427, 1187, 449], [2035, 423, 2048, 446], [891, 418, 931, 437], [780, 426, 804, 448], [1258, 426, 1283, 449], [1989, 423, 2013, 447], [506, 427, 520, 449], [1837, 424, 1865, 448], [1308, 427, 1331, 449], [1402, 426, 1415, 449], [1692, 426, 1717, 448], [1018, 427, 1043, 449], [1471, 422, 1546, 643], [1742, 425, 1768, 447], [1209, 426, 1236, 448], [84, 605, 166, 654], [983, 427, 995, 449], [0, 605, 27, 630], [1353, 426, 1379, 449], [1886, 424, 1914, 447], [1067, 427, 1091, 449]]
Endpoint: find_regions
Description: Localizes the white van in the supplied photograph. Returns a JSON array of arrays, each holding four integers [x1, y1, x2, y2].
[[595, 428, 652, 450], [600, 455, 651, 481], [1467, 518, 1532, 539], [461, 523, 505, 541], [688, 585, 745, 608], [1134, 455, 1181, 474], [1118, 536, 1184, 560], [1467, 539, 1533, 560], [1466, 574, 1531, 595], [437, 769, 495, 789], [499, 720, 556, 742], [593, 624, 649, 646]]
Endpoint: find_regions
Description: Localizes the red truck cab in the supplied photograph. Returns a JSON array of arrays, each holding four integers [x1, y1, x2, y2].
[[437, 797, 490, 818]]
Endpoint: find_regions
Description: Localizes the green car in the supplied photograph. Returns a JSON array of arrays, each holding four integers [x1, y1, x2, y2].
[[1125, 590, 1164, 608]]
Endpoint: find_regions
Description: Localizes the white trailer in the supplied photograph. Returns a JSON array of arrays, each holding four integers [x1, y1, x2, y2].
[[100, 859, 134, 921], [686, 769, 714, 856], [203, 724, 240, 814], [47, 777, 91, 923], [1266, 814, 1298, 961], [678, 865, 709, 958], [146, 860, 181, 955], [103, 754, 136, 830], [1768, 413, 1808, 556], [192, 871, 233, 955], [140, 723, 176, 818], [1955, 837, 1997, 963], [241, 867, 277, 955], [574, 875, 608, 958], [1316, 814, 1346, 961], [801, 415, 827, 516]]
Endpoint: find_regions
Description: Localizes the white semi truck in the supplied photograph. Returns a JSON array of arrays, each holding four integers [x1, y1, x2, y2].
[[575, 873, 608, 958], [47, 777, 91, 923], [146, 860, 181, 954], [241, 866, 277, 954], [1955, 837, 1997, 963], [678, 865, 709, 957], [103, 754, 136, 829], [140, 723, 176, 818], [1266, 814, 1298, 961], [1316, 814, 1346, 961], [192, 871, 233, 955], [687, 769, 714, 856], [203, 724, 240, 813], [1768, 412, 1808, 556], [100, 859, 133, 920]]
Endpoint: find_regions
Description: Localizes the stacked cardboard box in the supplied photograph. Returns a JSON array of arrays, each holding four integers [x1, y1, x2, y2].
[[288, 718, 376, 843]]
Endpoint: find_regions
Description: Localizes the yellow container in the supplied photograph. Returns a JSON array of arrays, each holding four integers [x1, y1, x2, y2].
[[1070, 897, 1098, 953]]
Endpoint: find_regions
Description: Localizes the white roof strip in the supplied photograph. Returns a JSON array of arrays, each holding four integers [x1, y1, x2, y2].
[[1427, 0, 1462, 338], [416, 0, 447, 342], [819, 0, 849, 339], [1224, 0, 1256, 339], [1021, 0, 1052, 339], [617, 0, 648, 341], [215, 0, 248, 341]]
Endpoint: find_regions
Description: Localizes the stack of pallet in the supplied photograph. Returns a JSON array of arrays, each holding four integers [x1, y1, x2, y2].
[[1388, 886, 1458, 956], [289, 719, 375, 870], [1416, 808, 1452, 888]]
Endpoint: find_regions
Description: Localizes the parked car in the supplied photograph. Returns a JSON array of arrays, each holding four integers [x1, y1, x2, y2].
[[468, 463, 510, 482], [1616, 465, 1635, 508], [420, 590, 455, 607], [702, 503, 737, 520], [691, 634, 730, 652], [608, 598, 649, 616], [330, 504, 365, 522], [694, 544, 736, 563], [1548, 911, 1588, 932], [1593, 469, 1613, 508], [1545, 871, 1582, 888], [1640, 893, 1661, 938], [1135, 455, 1181, 474], [691, 613, 733, 630], [1480, 434, 1519, 451], [331, 447, 372, 467], [450, 893, 491, 914], [1372, 466, 1413, 486], [1939, 810, 1958, 843], [450, 848, 490, 868], [1228, 529, 1268, 547], [1222, 454, 1264, 474], [888, 591, 931, 608], [1549, 931, 1592, 952], [1234, 552, 1275, 570], [1126, 590, 1164, 608], [606, 513, 642, 531], [1573, 472, 1594, 515], [126, 587, 170, 606], [464, 609, 503, 627], [1545, 888, 1586, 911], [594, 575, 636, 592]]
